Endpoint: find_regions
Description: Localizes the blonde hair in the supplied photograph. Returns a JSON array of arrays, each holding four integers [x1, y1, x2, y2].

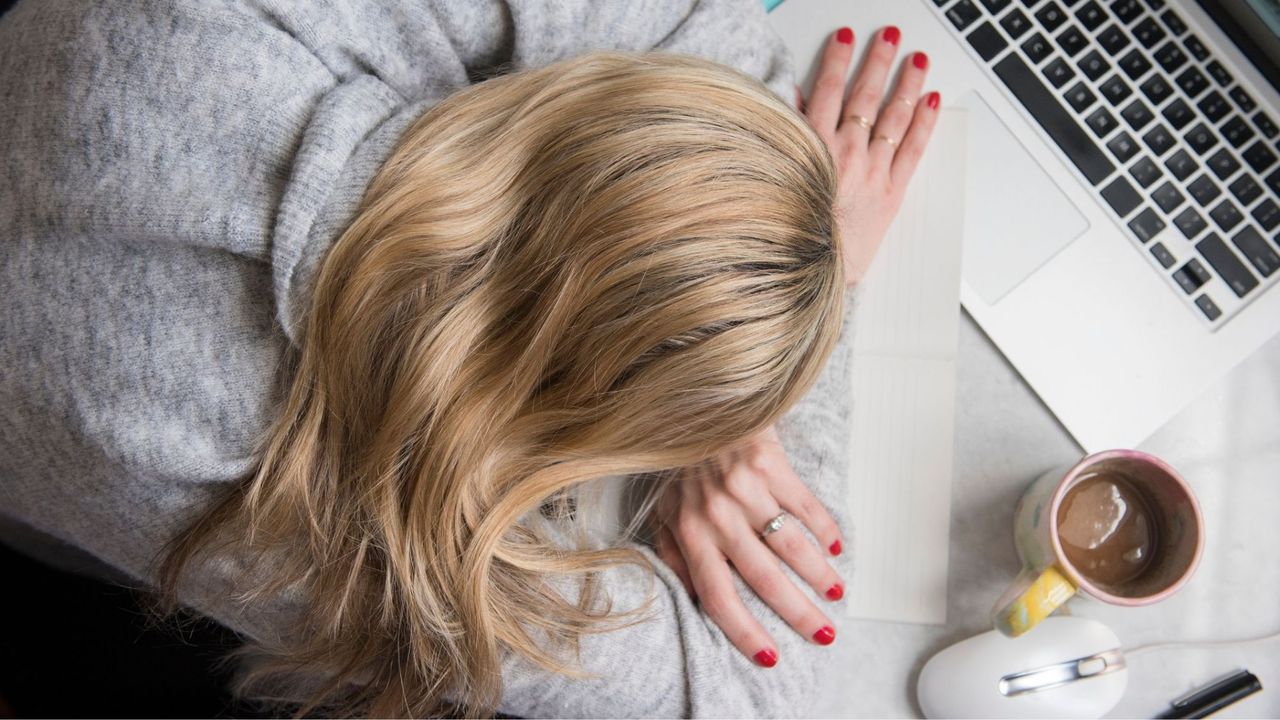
[[159, 50, 843, 717]]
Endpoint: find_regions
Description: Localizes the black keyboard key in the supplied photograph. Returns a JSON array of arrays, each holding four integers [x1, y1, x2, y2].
[[949, 0, 984, 30], [1195, 94, 1228, 127], [981, 0, 1014, 12], [1001, 8, 1033, 38], [1086, 107, 1119, 137], [1132, 17, 1166, 48], [1108, 131, 1140, 162], [1121, 99, 1154, 130], [993, 54, 1117, 184], [1056, 25, 1088, 56], [1252, 198, 1280, 232], [1101, 175, 1143, 216], [1242, 140, 1278, 174], [1022, 0, 1043, 7], [1188, 174, 1222, 206], [1184, 122, 1218, 156], [1229, 174, 1264, 206], [1203, 61, 1232, 88], [1128, 206, 1165, 241], [1229, 86, 1256, 113], [1044, 57, 1076, 87], [1035, 2, 1067, 30], [1231, 225, 1280, 276], [1119, 49, 1153, 80], [1065, 81, 1097, 112], [1075, 1, 1106, 30], [1151, 180, 1185, 212], [968, 21, 1010, 60], [1140, 74, 1174, 105], [1142, 124, 1176, 156], [1098, 24, 1131, 55], [1198, 232, 1259, 296], [1253, 112, 1279, 140], [1164, 148, 1196, 180], [1161, 98, 1194, 130], [1172, 259, 1210, 293], [1099, 74, 1133, 105], [1194, 293, 1222, 321], [1266, 168, 1280, 197], [1221, 116, 1255, 149], [1207, 148, 1241, 180], [1209, 199, 1244, 231], [1023, 33, 1054, 63], [1174, 207, 1208, 239], [1150, 240, 1176, 267], [1111, 0, 1142, 23], [1176, 67, 1209, 98], [1130, 156, 1162, 187], [1152, 41, 1187, 73], [1183, 34, 1209, 61], [1077, 50, 1110, 80], [1160, 8, 1187, 36]]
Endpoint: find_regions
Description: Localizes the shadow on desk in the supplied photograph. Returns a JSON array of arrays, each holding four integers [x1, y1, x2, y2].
[[0, 541, 270, 718]]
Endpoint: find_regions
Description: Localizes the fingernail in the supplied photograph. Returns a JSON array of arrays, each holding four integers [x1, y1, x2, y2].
[[913, 51, 929, 70], [836, 27, 853, 45], [927, 91, 941, 110], [754, 649, 779, 668], [813, 626, 836, 645], [829, 540, 842, 556], [826, 583, 845, 601], [883, 26, 901, 45]]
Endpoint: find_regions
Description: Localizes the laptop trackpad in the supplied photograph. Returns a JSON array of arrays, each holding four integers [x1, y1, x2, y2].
[[959, 90, 1090, 305]]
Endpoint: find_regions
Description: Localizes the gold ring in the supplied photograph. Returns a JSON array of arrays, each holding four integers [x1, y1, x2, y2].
[[846, 114, 874, 130], [872, 134, 900, 147], [893, 95, 916, 108]]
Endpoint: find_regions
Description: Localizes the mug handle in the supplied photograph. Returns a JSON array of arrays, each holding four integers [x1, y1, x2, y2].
[[992, 565, 1077, 637]]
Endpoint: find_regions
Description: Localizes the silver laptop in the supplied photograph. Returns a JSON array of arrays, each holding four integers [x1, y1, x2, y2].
[[771, 0, 1280, 451]]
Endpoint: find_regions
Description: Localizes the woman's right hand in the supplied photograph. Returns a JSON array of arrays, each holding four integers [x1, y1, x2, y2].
[[796, 26, 940, 286]]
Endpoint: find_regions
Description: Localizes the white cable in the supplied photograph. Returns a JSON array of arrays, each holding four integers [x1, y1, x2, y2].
[[1124, 627, 1280, 658]]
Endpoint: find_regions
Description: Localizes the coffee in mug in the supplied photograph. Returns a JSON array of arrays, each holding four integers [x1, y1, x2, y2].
[[992, 450, 1204, 637]]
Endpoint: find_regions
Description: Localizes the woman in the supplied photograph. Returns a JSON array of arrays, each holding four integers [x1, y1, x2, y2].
[[0, 1, 937, 716]]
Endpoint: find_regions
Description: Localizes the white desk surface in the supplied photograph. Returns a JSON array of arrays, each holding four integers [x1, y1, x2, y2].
[[815, 314, 1280, 718]]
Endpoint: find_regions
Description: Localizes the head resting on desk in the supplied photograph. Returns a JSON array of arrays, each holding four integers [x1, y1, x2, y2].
[[159, 51, 844, 716]]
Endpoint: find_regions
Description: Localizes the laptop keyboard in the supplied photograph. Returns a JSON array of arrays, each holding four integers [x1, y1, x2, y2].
[[930, 0, 1280, 326]]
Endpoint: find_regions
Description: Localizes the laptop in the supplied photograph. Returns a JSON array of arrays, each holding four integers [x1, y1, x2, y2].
[[769, 0, 1280, 451]]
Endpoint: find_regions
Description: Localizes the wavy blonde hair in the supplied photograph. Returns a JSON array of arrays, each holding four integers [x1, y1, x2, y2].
[[159, 50, 843, 717]]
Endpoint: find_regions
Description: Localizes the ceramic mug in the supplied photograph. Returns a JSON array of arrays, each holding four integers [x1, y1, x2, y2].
[[991, 449, 1204, 637]]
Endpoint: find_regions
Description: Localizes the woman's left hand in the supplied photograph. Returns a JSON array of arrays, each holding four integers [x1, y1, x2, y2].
[[650, 425, 845, 667]]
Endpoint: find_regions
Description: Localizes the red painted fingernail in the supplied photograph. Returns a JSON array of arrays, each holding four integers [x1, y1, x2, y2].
[[927, 91, 941, 110], [754, 649, 778, 668], [836, 27, 853, 45], [813, 626, 836, 645], [829, 540, 842, 556], [826, 583, 845, 601], [913, 51, 929, 70], [883, 26, 901, 45]]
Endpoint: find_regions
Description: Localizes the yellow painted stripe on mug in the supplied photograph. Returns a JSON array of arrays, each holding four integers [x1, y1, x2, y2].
[[1002, 566, 1076, 637]]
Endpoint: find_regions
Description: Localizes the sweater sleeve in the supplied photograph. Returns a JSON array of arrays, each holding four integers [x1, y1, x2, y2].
[[498, 291, 858, 719]]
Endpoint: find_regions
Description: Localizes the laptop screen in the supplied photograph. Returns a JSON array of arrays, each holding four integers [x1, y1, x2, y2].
[[1197, 0, 1280, 95]]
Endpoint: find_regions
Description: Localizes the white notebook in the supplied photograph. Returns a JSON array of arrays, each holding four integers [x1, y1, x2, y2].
[[767, 8, 969, 625]]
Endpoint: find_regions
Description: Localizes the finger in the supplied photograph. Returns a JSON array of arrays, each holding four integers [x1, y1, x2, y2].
[[724, 529, 836, 647], [763, 521, 845, 602], [805, 27, 856, 139], [869, 51, 930, 168], [656, 524, 696, 599], [686, 541, 780, 668], [795, 84, 805, 113], [840, 25, 902, 136], [767, 461, 843, 559], [891, 90, 942, 187]]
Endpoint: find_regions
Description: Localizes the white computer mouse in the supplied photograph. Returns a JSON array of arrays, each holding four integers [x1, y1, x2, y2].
[[917, 616, 1128, 719]]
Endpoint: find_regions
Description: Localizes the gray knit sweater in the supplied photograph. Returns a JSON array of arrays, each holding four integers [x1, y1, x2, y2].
[[0, 1, 858, 716]]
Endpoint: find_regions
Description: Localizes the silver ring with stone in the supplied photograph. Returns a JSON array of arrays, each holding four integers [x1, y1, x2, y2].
[[760, 512, 789, 539]]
